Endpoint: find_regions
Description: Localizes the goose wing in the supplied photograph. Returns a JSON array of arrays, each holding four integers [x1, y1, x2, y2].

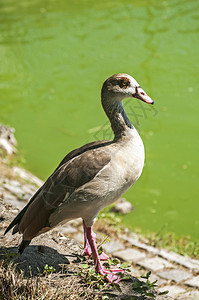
[[16, 146, 111, 240], [4, 140, 111, 236]]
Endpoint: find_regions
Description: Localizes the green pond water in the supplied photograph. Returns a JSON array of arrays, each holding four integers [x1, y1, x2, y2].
[[0, 0, 198, 240]]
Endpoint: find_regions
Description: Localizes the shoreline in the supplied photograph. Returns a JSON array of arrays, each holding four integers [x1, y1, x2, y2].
[[0, 124, 199, 299]]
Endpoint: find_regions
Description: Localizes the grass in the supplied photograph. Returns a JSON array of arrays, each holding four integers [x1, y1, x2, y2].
[[0, 245, 165, 300], [0, 257, 162, 299], [96, 210, 199, 260], [145, 230, 199, 260], [0, 260, 107, 300], [0, 258, 167, 300]]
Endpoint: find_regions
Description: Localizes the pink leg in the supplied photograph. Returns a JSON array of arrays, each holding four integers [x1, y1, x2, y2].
[[82, 220, 109, 260], [82, 220, 92, 257], [84, 223, 124, 283]]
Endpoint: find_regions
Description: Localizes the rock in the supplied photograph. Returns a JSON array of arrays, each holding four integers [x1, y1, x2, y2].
[[158, 285, 186, 298], [58, 224, 77, 235], [146, 273, 167, 286], [123, 235, 159, 255], [73, 232, 84, 244], [128, 266, 145, 278], [3, 181, 26, 197], [20, 183, 38, 195], [182, 290, 199, 299], [185, 275, 199, 289], [111, 198, 134, 214], [138, 256, 174, 272], [0, 124, 17, 155], [6, 198, 26, 210], [157, 269, 192, 283], [12, 166, 43, 187], [102, 239, 125, 254], [124, 235, 199, 273], [113, 248, 146, 262], [159, 249, 199, 272]]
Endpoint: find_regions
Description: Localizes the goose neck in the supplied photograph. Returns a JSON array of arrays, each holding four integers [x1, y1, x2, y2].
[[101, 96, 133, 140]]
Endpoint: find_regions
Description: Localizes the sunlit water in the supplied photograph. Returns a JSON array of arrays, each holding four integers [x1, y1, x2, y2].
[[0, 0, 198, 240]]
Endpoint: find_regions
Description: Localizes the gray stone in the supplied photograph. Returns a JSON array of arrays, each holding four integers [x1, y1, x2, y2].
[[102, 239, 124, 254], [111, 198, 134, 214], [59, 224, 77, 234], [157, 269, 192, 283], [191, 257, 199, 268], [185, 275, 199, 288], [3, 183, 25, 196], [1, 191, 17, 201], [123, 235, 159, 255], [182, 290, 199, 299], [124, 234, 199, 273], [6, 198, 26, 210], [138, 256, 174, 272], [128, 266, 145, 278], [1, 189, 26, 210], [158, 285, 186, 297], [21, 184, 37, 194], [0, 125, 17, 155], [12, 166, 43, 186], [73, 232, 84, 244], [22, 193, 34, 201], [113, 248, 146, 262], [7, 179, 21, 187], [159, 249, 199, 272], [146, 273, 167, 286]]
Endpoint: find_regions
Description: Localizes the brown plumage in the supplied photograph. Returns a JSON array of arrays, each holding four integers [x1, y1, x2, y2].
[[5, 73, 154, 282]]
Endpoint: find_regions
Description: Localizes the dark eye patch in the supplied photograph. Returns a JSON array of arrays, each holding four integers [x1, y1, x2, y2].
[[111, 77, 130, 88], [119, 77, 130, 88]]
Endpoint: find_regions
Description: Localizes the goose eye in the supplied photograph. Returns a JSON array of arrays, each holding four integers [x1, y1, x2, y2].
[[122, 82, 127, 86]]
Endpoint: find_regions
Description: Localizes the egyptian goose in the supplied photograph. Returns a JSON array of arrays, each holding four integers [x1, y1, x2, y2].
[[5, 73, 154, 283]]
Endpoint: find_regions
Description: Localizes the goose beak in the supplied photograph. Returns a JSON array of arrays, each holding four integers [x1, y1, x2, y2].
[[134, 86, 154, 104]]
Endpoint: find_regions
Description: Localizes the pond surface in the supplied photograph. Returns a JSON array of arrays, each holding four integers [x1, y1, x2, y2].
[[0, 0, 198, 240]]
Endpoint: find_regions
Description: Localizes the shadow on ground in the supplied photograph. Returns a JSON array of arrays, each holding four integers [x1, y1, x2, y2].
[[0, 245, 77, 276]]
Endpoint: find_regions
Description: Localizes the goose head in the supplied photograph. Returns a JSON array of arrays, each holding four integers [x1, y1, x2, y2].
[[101, 73, 154, 105]]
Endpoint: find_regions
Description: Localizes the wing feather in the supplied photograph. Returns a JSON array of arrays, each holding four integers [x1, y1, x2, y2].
[[5, 140, 112, 235], [18, 146, 111, 239]]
